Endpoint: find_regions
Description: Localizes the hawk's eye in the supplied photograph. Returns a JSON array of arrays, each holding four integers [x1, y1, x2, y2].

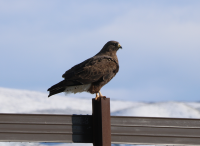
[[113, 43, 117, 46]]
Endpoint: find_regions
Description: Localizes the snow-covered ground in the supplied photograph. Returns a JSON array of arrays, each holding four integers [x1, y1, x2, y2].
[[0, 87, 200, 146]]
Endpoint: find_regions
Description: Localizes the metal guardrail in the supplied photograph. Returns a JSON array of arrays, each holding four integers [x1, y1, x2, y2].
[[0, 113, 93, 143], [111, 116, 200, 145], [0, 98, 200, 145]]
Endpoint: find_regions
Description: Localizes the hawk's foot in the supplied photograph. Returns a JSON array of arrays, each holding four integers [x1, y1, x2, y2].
[[95, 93, 99, 100], [96, 91, 106, 100], [95, 92, 106, 100]]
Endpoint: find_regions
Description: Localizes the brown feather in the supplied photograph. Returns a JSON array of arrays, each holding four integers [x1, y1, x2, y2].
[[47, 40, 121, 97]]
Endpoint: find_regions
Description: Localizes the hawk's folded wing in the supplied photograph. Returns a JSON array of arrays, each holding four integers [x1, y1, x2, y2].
[[62, 56, 119, 85]]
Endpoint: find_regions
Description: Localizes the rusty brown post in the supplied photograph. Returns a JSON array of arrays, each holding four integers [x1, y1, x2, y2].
[[92, 97, 111, 146]]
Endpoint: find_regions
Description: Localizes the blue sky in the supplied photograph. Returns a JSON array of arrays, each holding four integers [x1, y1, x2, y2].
[[0, 0, 200, 101]]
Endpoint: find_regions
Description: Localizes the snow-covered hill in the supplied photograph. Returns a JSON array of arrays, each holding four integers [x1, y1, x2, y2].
[[0, 87, 200, 146]]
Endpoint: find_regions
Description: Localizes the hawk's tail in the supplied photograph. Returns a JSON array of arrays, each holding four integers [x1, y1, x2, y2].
[[47, 80, 66, 97]]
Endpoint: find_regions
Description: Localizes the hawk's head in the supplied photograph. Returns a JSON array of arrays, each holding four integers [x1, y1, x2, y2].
[[98, 40, 122, 56]]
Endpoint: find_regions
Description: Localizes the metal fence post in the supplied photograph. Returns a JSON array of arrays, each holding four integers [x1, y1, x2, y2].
[[92, 97, 111, 146]]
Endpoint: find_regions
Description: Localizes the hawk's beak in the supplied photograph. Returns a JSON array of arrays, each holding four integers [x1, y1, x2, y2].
[[118, 44, 122, 49]]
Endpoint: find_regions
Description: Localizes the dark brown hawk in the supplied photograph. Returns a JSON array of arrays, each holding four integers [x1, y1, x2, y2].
[[47, 40, 122, 100]]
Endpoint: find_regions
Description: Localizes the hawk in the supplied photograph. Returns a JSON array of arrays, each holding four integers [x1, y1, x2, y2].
[[47, 40, 122, 100]]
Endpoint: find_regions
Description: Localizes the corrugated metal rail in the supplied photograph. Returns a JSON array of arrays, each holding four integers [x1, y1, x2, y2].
[[0, 113, 200, 145]]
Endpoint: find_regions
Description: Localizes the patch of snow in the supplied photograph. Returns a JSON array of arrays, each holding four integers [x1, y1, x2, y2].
[[113, 102, 200, 118]]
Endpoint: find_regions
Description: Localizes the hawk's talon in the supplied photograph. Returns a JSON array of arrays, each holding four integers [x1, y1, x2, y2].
[[95, 91, 106, 100], [95, 93, 99, 100]]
